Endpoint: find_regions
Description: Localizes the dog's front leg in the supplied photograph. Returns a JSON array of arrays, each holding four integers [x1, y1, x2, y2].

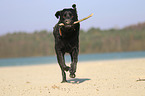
[[56, 50, 69, 83], [69, 48, 78, 78]]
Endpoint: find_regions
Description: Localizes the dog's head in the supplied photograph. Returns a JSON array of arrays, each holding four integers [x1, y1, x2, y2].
[[55, 4, 78, 28]]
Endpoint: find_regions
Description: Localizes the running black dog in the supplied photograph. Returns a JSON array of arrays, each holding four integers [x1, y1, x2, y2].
[[53, 4, 80, 83]]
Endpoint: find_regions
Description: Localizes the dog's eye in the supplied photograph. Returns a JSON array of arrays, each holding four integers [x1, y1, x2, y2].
[[69, 13, 73, 18], [63, 14, 67, 18]]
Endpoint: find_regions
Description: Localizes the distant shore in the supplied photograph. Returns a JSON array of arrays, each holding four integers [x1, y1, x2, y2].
[[0, 58, 145, 96], [1, 51, 145, 67]]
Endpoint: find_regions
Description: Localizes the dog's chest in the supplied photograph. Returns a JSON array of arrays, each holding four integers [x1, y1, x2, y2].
[[60, 39, 77, 52]]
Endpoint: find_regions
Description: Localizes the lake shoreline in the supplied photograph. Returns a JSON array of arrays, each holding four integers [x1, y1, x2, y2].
[[0, 51, 145, 67]]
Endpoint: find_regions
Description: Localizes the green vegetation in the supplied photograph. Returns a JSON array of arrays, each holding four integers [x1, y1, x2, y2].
[[0, 23, 145, 58]]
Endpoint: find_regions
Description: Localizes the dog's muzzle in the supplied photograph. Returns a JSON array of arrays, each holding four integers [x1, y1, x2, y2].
[[65, 19, 71, 25], [65, 25, 72, 28], [63, 19, 73, 28]]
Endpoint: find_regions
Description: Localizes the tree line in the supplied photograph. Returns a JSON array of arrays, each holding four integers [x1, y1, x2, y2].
[[0, 22, 145, 58]]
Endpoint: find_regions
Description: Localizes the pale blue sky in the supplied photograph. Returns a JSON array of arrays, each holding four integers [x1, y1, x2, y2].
[[0, 0, 145, 35]]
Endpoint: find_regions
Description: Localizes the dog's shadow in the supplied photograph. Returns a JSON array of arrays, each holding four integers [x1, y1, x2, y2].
[[67, 78, 91, 84]]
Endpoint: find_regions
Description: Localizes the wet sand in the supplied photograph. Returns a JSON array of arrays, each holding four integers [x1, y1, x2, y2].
[[0, 58, 145, 96]]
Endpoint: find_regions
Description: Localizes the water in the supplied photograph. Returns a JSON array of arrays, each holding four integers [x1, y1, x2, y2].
[[0, 51, 145, 67]]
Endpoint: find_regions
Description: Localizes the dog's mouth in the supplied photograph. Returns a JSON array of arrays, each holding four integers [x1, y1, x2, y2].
[[64, 24, 72, 28], [59, 13, 94, 27], [63, 19, 74, 28]]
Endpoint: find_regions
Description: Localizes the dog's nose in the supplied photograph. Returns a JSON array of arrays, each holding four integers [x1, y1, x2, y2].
[[65, 21, 69, 24], [65, 19, 71, 24]]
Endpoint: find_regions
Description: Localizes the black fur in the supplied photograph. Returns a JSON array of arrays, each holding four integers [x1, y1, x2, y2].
[[53, 4, 80, 83]]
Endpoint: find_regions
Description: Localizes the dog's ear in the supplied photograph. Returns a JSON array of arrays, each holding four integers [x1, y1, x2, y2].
[[72, 4, 77, 13], [55, 11, 61, 19], [72, 4, 76, 9]]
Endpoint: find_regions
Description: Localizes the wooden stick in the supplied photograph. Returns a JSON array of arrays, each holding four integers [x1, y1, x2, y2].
[[73, 13, 94, 24], [59, 13, 94, 26]]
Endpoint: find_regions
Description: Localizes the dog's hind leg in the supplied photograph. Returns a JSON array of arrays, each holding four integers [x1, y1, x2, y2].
[[56, 51, 69, 83]]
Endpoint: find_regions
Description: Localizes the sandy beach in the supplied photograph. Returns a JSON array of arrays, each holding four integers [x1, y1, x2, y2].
[[0, 58, 145, 96]]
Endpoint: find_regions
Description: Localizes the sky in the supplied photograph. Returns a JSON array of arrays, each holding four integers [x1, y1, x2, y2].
[[0, 0, 145, 35]]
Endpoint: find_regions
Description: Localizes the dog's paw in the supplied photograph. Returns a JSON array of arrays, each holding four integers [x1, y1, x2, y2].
[[69, 74, 76, 78], [61, 80, 67, 83]]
